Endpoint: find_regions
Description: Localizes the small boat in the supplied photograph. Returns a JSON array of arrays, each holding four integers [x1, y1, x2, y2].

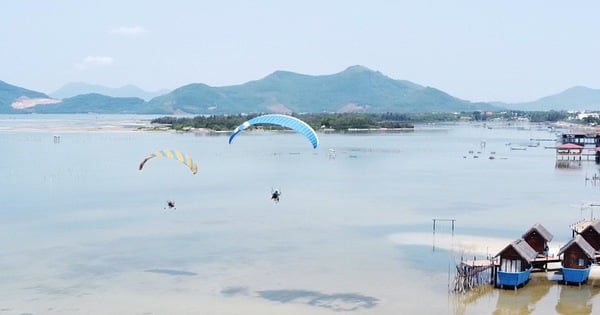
[[510, 146, 527, 151], [494, 239, 537, 289], [562, 266, 591, 284], [557, 235, 596, 284], [497, 266, 533, 288]]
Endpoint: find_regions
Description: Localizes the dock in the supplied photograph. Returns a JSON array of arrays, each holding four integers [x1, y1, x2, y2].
[[531, 255, 562, 272], [451, 221, 600, 294], [555, 131, 600, 167], [452, 259, 494, 294], [453, 254, 563, 294]]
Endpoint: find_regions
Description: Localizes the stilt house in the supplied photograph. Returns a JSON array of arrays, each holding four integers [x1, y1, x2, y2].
[[494, 239, 537, 289], [522, 223, 553, 256], [558, 235, 596, 284], [578, 221, 600, 251]]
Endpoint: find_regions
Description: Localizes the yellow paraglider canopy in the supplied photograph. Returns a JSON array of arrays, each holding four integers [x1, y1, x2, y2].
[[138, 150, 197, 174]]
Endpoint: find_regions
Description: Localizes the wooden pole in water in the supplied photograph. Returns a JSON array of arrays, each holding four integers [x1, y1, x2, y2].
[[432, 218, 456, 234]]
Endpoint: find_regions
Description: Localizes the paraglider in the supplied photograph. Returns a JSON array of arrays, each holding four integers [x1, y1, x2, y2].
[[228, 114, 319, 149], [165, 200, 176, 210], [138, 150, 198, 174], [271, 188, 281, 203], [138, 150, 196, 211]]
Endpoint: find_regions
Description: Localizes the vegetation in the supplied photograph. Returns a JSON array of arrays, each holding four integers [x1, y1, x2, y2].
[[148, 110, 597, 132], [151, 113, 416, 131], [478, 110, 568, 122]]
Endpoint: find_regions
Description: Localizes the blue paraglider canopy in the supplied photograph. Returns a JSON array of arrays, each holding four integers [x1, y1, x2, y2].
[[228, 114, 319, 149]]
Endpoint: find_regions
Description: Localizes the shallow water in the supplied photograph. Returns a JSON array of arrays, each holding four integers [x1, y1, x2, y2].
[[1, 115, 599, 314]]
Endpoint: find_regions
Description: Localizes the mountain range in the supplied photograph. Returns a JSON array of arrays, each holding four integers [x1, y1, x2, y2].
[[1, 66, 599, 114], [50, 82, 169, 101], [495, 86, 600, 111]]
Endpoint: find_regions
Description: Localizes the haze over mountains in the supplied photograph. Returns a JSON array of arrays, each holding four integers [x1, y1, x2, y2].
[[1, 66, 599, 114], [50, 82, 169, 101], [496, 86, 600, 111]]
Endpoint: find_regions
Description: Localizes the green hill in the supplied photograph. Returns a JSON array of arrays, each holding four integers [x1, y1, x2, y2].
[[0, 80, 51, 113], [31, 93, 146, 114], [500, 86, 600, 111], [50, 82, 169, 101], [1, 66, 500, 114], [145, 65, 494, 114]]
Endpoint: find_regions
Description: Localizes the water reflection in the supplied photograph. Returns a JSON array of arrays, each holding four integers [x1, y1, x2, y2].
[[452, 286, 494, 315], [493, 275, 550, 314], [454, 274, 600, 315], [555, 279, 600, 315]]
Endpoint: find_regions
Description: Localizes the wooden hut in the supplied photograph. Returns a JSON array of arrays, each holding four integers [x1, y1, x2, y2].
[[557, 235, 596, 285], [577, 221, 600, 251], [522, 223, 554, 256], [494, 239, 537, 289]]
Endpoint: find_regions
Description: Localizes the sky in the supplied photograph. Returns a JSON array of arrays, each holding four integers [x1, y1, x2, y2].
[[1, 0, 599, 103]]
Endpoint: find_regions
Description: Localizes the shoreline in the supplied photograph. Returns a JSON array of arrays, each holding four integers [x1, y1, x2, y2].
[[0, 124, 147, 133], [0, 115, 156, 132]]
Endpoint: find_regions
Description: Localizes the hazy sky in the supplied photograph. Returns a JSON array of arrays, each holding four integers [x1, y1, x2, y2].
[[1, 1, 599, 103]]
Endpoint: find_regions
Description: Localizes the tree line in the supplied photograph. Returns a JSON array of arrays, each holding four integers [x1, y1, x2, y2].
[[150, 110, 575, 131], [150, 113, 416, 131]]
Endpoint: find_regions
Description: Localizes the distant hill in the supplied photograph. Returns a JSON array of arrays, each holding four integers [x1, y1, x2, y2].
[[500, 86, 600, 111], [51, 82, 169, 101], [145, 65, 495, 114], [0, 80, 55, 113], [30, 93, 147, 114], [8, 66, 600, 114], [0, 79, 147, 114]]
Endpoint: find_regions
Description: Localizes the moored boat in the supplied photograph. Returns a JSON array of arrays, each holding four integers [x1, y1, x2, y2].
[[494, 239, 538, 289], [557, 235, 596, 285], [497, 266, 533, 288]]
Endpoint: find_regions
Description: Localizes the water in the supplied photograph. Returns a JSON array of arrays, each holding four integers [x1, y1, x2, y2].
[[1, 115, 599, 314]]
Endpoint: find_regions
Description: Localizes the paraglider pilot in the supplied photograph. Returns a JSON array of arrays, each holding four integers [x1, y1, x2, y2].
[[165, 200, 176, 210], [271, 190, 281, 203]]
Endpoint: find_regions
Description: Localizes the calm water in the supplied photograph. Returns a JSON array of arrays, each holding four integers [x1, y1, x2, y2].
[[1, 115, 599, 314]]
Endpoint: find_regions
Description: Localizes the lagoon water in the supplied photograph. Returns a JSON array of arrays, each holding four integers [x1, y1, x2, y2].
[[2, 115, 600, 314]]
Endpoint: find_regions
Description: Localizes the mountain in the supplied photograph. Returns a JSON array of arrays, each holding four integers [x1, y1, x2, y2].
[[51, 82, 169, 101], [145, 65, 495, 114], [30, 93, 146, 114], [500, 86, 600, 111], [0, 79, 147, 114], [0, 80, 59, 113]]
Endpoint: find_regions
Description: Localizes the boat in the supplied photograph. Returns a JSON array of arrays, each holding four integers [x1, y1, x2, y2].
[[562, 266, 592, 284], [557, 235, 596, 285], [494, 239, 538, 289], [497, 265, 533, 288], [510, 146, 527, 151]]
